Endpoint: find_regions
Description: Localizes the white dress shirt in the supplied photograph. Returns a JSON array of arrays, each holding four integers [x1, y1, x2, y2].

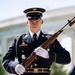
[[29, 30, 41, 39]]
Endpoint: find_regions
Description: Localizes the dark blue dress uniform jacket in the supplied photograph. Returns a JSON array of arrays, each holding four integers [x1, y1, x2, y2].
[[2, 31, 71, 74]]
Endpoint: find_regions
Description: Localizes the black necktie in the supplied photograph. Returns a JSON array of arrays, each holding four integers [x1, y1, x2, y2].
[[33, 33, 37, 42]]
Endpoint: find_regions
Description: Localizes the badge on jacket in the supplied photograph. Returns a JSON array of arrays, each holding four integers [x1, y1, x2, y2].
[[19, 42, 28, 47]]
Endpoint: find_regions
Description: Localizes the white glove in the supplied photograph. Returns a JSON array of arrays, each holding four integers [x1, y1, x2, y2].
[[34, 47, 49, 59], [15, 64, 26, 75]]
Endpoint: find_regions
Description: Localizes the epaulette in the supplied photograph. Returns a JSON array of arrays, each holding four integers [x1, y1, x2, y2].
[[16, 34, 26, 39]]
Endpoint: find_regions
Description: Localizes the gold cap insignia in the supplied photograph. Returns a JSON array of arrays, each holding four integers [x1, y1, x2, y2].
[[33, 8, 37, 11]]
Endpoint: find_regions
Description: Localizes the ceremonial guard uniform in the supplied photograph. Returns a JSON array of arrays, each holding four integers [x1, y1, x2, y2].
[[2, 7, 71, 75]]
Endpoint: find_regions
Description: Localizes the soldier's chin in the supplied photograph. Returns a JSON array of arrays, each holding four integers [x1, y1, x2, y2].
[[33, 26, 37, 28], [33, 27, 37, 30]]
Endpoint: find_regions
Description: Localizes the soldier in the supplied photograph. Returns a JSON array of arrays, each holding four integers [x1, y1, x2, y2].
[[2, 7, 71, 75]]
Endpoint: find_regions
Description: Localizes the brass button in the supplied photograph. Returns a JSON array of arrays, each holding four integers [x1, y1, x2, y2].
[[21, 54, 25, 59], [34, 64, 37, 66]]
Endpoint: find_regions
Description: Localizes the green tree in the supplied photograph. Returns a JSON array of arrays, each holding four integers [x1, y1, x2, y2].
[[0, 58, 6, 75], [51, 62, 67, 75]]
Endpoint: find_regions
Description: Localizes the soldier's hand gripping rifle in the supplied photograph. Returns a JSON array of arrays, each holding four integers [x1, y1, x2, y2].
[[22, 17, 75, 69]]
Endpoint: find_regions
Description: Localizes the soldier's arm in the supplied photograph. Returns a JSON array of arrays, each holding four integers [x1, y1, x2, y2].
[[2, 38, 19, 74], [48, 39, 71, 64]]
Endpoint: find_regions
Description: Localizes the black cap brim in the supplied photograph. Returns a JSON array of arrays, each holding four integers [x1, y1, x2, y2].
[[23, 7, 46, 14]]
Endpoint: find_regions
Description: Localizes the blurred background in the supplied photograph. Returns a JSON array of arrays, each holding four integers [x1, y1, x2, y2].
[[0, 0, 75, 75]]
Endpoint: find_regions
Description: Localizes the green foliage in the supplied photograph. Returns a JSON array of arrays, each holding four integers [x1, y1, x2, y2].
[[51, 62, 67, 75], [0, 58, 6, 75]]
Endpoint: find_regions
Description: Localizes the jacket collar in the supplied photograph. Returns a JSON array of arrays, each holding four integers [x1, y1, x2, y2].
[[22, 31, 45, 43]]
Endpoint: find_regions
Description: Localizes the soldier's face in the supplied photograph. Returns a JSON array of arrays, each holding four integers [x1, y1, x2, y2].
[[26, 18, 43, 33]]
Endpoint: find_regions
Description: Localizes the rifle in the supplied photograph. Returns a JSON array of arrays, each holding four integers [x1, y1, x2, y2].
[[22, 17, 75, 68]]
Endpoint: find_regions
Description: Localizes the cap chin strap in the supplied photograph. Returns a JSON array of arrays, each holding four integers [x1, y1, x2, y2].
[[27, 11, 42, 14]]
